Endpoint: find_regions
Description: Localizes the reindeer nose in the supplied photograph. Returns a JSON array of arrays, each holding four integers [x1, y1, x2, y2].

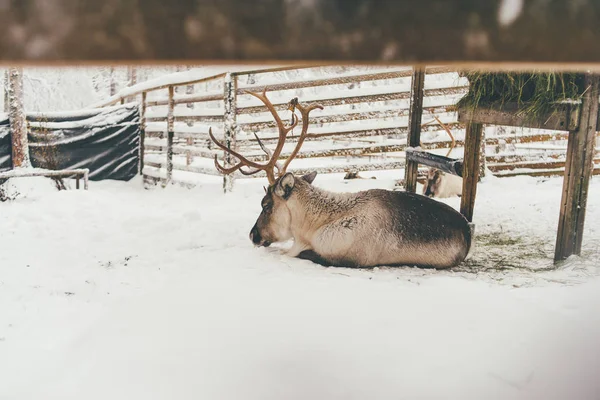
[[250, 225, 262, 245]]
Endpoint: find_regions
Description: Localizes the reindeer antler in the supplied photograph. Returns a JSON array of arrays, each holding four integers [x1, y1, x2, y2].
[[433, 116, 456, 158], [209, 89, 322, 185]]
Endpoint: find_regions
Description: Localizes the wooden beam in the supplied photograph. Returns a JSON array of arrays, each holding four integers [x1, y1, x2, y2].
[[458, 102, 579, 132], [7, 68, 30, 168], [460, 122, 483, 222], [0, 168, 89, 190], [4, 1, 600, 64], [405, 149, 463, 177], [555, 74, 600, 261], [139, 91, 147, 175], [403, 68, 425, 193]]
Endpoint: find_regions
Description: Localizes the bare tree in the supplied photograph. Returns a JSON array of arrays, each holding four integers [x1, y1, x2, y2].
[[6, 68, 30, 168], [126, 66, 137, 102]]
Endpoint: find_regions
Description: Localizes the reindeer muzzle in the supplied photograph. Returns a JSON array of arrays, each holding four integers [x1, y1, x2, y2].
[[249, 225, 271, 247]]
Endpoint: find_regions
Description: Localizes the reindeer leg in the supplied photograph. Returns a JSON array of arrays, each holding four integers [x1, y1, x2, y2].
[[297, 250, 333, 267]]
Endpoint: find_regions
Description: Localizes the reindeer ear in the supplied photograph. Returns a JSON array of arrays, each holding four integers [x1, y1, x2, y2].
[[302, 171, 317, 184], [274, 173, 295, 199]]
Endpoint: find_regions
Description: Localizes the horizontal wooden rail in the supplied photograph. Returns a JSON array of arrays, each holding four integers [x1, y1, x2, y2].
[[405, 148, 463, 176], [237, 86, 468, 114], [0, 168, 89, 190], [238, 66, 455, 94]]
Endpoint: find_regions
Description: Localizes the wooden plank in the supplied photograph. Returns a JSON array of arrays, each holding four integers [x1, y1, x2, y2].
[[238, 66, 456, 94], [234, 161, 407, 179], [174, 115, 223, 123], [240, 70, 408, 94], [555, 74, 600, 261], [240, 105, 455, 130], [458, 102, 579, 131], [0, 168, 88, 179], [403, 68, 425, 193], [489, 157, 600, 172], [405, 149, 463, 177], [497, 166, 600, 178], [140, 91, 147, 175], [4, 2, 600, 63], [7, 68, 30, 168], [238, 86, 468, 114], [460, 122, 483, 222]]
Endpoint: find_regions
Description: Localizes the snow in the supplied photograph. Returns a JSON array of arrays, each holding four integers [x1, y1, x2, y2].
[[1, 173, 600, 399]]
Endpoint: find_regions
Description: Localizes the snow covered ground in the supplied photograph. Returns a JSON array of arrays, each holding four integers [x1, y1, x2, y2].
[[1, 173, 600, 399]]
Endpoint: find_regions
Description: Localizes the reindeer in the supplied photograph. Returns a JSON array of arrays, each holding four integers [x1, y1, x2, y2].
[[422, 116, 463, 199], [209, 90, 472, 269]]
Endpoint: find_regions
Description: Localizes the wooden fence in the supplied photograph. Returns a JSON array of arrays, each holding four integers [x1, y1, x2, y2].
[[96, 65, 596, 190]]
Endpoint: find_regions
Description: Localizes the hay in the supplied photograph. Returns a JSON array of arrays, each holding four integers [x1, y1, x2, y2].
[[457, 71, 586, 118]]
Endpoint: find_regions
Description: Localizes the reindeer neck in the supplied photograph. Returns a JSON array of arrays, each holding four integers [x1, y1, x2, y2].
[[288, 184, 359, 232]]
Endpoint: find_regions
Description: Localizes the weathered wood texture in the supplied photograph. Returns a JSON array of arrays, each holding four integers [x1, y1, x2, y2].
[[555, 75, 600, 261], [460, 122, 484, 222], [2, 1, 600, 63], [2, 70, 9, 113], [7, 68, 30, 168], [139, 91, 147, 174], [403, 68, 425, 193], [458, 103, 580, 132]]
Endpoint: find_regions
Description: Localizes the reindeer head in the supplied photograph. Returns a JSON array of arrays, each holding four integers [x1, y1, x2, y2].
[[250, 170, 318, 246], [209, 89, 323, 247], [423, 168, 443, 197]]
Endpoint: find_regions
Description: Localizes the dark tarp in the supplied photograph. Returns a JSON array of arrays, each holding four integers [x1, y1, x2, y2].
[[0, 104, 140, 181], [0, 117, 10, 172]]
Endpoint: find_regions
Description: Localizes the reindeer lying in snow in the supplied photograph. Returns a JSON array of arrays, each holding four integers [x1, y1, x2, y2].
[[209, 91, 472, 269], [423, 168, 463, 198]]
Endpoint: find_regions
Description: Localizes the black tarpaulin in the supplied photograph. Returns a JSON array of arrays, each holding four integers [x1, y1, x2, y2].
[[0, 104, 140, 181], [0, 117, 10, 172]]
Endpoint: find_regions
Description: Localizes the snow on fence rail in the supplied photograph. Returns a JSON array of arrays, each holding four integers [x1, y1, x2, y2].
[[97, 65, 596, 189]]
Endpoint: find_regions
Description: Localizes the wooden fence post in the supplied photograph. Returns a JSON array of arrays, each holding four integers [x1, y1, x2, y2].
[[460, 121, 484, 222], [223, 73, 238, 193], [555, 74, 600, 261], [165, 85, 174, 186], [404, 67, 425, 193], [3, 70, 9, 113], [7, 67, 30, 168], [139, 91, 146, 176]]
